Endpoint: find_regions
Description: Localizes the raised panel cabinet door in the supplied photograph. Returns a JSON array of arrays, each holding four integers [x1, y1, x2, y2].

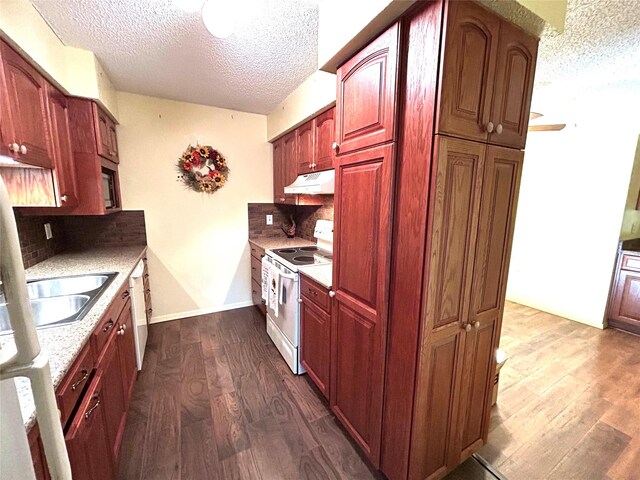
[[99, 331, 127, 462], [92, 103, 115, 162], [117, 299, 137, 409], [314, 107, 335, 171], [280, 131, 298, 204], [47, 86, 79, 207], [272, 137, 286, 203], [408, 136, 485, 480], [610, 270, 640, 325], [300, 298, 331, 398], [108, 122, 119, 163], [331, 143, 395, 467], [437, 1, 500, 142], [1, 41, 54, 168], [65, 372, 115, 480], [335, 23, 400, 155], [0, 42, 15, 158], [488, 21, 538, 149], [297, 119, 315, 174]]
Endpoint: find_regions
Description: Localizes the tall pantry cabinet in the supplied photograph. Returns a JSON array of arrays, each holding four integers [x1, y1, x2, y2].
[[330, 1, 537, 479]]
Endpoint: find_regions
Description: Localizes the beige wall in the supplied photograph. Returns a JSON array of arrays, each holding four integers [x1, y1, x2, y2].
[[116, 92, 272, 322], [266, 71, 336, 140], [620, 136, 640, 240], [516, 0, 567, 32], [506, 85, 640, 328], [0, 0, 119, 118]]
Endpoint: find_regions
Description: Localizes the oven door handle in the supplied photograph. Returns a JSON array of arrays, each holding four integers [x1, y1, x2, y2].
[[278, 271, 297, 280]]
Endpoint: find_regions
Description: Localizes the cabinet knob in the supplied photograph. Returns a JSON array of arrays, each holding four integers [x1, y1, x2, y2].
[[332, 142, 339, 152], [329, 290, 335, 298], [117, 326, 125, 336], [495, 124, 503, 134], [486, 122, 494, 133], [19, 145, 27, 155], [464, 323, 472, 332], [60, 195, 68, 203], [474, 321, 481, 329], [9, 143, 19, 153], [309, 163, 312, 169], [280, 197, 286, 201]]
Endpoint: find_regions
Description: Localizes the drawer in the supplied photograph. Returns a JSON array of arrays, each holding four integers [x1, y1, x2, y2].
[[251, 256, 263, 284], [622, 254, 640, 272], [56, 342, 94, 428], [301, 275, 331, 313], [251, 279, 263, 305], [91, 282, 130, 355], [250, 243, 265, 260]]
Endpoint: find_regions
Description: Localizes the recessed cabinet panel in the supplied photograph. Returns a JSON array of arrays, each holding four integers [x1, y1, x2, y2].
[[336, 23, 399, 155], [437, 1, 499, 142], [489, 21, 537, 149], [301, 299, 331, 398], [297, 119, 314, 175]]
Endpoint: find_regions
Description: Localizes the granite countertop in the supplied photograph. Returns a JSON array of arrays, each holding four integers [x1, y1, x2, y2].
[[299, 264, 333, 289], [249, 237, 316, 250], [0, 246, 147, 429]]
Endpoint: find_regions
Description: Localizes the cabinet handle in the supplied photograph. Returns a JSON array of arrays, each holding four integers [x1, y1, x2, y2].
[[8, 143, 19, 153], [329, 290, 335, 298], [117, 326, 125, 336], [60, 195, 68, 203], [71, 369, 89, 391], [84, 396, 101, 419], [474, 321, 481, 329], [102, 319, 114, 332], [464, 323, 472, 332], [332, 142, 339, 152], [485, 122, 494, 133], [121, 291, 130, 299], [495, 124, 503, 134]]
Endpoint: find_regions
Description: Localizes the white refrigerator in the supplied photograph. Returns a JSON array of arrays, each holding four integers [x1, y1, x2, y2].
[[0, 177, 72, 479]]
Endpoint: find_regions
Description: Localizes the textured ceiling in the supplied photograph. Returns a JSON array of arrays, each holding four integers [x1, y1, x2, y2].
[[535, 0, 640, 90], [32, 0, 319, 114]]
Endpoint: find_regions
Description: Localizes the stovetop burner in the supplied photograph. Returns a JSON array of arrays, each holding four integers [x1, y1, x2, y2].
[[293, 255, 315, 263], [299, 246, 319, 252]]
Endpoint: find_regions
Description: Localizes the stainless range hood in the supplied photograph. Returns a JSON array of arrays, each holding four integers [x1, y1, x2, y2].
[[284, 170, 334, 195]]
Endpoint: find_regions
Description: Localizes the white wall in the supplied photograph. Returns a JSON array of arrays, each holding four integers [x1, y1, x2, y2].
[[506, 84, 640, 328], [116, 92, 272, 322]]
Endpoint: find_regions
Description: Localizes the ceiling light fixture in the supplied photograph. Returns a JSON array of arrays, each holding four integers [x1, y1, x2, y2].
[[172, 0, 205, 13], [201, 0, 238, 39]]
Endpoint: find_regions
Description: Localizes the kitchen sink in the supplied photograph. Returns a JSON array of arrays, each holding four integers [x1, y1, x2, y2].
[[0, 272, 117, 335]]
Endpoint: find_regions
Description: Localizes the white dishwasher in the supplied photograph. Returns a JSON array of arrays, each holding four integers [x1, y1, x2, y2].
[[129, 260, 148, 370]]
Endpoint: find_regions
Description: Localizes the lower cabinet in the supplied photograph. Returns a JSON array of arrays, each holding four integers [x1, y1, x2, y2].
[[608, 253, 640, 335], [300, 275, 332, 399], [249, 242, 267, 315], [66, 370, 115, 480]]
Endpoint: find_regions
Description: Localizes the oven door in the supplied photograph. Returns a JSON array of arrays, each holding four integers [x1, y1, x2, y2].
[[266, 267, 299, 346]]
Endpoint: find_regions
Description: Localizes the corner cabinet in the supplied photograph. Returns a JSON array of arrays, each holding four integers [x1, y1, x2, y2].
[[437, 0, 537, 149]]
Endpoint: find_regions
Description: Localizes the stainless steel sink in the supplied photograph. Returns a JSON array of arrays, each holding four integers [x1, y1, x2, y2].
[[26, 275, 110, 299], [0, 272, 117, 335]]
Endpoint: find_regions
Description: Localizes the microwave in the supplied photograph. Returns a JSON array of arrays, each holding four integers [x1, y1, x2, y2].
[[101, 168, 118, 209]]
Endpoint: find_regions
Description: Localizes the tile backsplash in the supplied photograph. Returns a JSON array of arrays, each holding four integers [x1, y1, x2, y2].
[[14, 210, 147, 268], [248, 196, 334, 241]]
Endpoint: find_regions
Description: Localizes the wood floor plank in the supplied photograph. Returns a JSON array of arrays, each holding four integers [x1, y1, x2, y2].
[[180, 317, 201, 345], [220, 448, 263, 480], [546, 421, 630, 480], [181, 375, 211, 425], [180, 418, 221, 480], [234, 373, 272, 424], [247, 416, 299, 479], [268, 390, 319, 457], [116, 413, 146, 480], [293, 446, 343, 480], [210, 392, 251, 461], [203, 347, 235, 397]]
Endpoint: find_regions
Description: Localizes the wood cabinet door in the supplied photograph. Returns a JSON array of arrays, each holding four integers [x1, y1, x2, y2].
[[93, 103, 118, 163], [280, 131, 298, 204], [335, 23, 400, 155], [297, 119, 315, 175], [409, 136, 485, 480], [272, 137, 286, 204], [99, 331, 127, 462], [453, 146, 523, 463], [314, 107, 335, 172], [117, 300, 137, 409], [1, 41, 54, 168], [437, 1, 499, 143], [610, 270, 640, 325], [47, 86, 79, 207], [331, 143, 395, 467], [108, 122, 119, 163], [300, 298, 331, 399], [66, 371, 115, 480], [488, 22, 538, 149], [0, 42, 15, 159]]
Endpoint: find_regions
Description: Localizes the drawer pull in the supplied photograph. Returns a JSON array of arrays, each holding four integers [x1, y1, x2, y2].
[[121, 291, 130, 299], [102, 319, 114, 333], [71, 369, 89, 391], [84, 396, 101, 419], [144, 274, 150, 279]]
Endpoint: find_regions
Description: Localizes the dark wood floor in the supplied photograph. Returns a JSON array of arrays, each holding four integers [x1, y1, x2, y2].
[[481, 301, 640, 480], [117, 302, 640, 480]]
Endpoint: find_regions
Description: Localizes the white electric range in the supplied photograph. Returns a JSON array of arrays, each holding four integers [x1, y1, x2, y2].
[[263, 220, 333, 374]]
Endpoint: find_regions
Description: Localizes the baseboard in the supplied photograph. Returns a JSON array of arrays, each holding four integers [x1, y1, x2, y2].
[[149, 300, 255, 324]]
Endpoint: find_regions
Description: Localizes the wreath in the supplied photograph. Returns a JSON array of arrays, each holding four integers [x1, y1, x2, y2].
[[176, 144, 230, 193]]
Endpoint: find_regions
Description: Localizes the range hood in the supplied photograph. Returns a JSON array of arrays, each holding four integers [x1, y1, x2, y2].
[[284, 170, 334, 195]]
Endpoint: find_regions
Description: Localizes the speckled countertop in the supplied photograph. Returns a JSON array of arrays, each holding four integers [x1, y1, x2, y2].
[[299, 264, 333, 289], [0, 246, 147, 430], [249, 237, 316, 250]]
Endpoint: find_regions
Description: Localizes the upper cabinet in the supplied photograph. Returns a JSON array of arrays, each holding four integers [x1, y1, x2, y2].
[[297, 119, 314, 175], [280, 131, 298, 205], [314, 108, 335, 172], [335, 24, 400, 155], [0, 40, 55, 168], [94, 104, 119, 164], [437, 1, 537, 149]]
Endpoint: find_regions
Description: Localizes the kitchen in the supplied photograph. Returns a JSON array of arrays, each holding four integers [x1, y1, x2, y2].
[[1, 1, 639, 480]]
